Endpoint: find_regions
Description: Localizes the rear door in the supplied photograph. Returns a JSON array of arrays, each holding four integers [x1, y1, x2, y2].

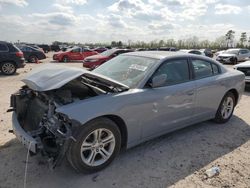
[[190, 58, 225, 120], [0, 43, 9, 62]]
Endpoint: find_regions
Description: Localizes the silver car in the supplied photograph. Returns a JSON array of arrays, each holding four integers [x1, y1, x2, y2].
[[216, 48, 250, 64], [234, 60, 250, 84], [10, 51, 245, 173]]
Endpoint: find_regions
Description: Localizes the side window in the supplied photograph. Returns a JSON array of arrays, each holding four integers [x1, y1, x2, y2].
[[72, 48, 81, 53], [240, 50, 249, 54], [26, 47, 33, 52], [192, 59, 213, 79], [0, 44, 8, 52], [152, 59, 190, 87]]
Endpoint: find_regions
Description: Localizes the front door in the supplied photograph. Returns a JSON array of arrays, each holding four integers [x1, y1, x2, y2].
[[139, 58, 196, 139]]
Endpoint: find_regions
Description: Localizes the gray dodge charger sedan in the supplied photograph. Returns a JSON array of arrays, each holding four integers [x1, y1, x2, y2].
[[10, 51, 245, 173]]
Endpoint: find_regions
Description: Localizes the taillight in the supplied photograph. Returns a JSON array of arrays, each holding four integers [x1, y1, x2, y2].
[[16, 51, 24, 58]]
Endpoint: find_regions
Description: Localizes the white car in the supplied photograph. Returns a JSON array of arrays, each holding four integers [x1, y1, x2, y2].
[[234, 61, 250, 84], [180, 49, 205, 56], [216, 49, 250, 64]]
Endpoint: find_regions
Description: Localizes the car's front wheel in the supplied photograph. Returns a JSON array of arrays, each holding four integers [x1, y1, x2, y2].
[[0, 62, 17, 75], [67, 118, 121, 173], [214, 92, 235, 123]]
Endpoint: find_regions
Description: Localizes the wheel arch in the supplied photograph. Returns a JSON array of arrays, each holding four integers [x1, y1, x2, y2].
[[1, 60, 17, 66], [81, 115, 128, 151], [226, 88, 239, 105]]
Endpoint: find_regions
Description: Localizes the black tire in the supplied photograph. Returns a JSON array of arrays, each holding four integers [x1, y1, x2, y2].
[[0, 62, 17, 75], [67, 118, 121, 173], [28, 55, 38, 63], [62, 56, 69, 62], [214, 92, 236, 124], [232, 57, 237, 65]]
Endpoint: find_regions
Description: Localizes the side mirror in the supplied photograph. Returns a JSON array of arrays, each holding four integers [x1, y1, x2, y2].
[[150, 74, 167, 88]]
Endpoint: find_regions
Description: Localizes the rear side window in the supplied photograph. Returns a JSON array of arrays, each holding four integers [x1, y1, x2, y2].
[[192, 59, 219, 79], [153, 59, 190, 86], [240, 50, 249, 54], [212, 63, 219, 75], [0, 44, 8, 52], [7, 44, 19, 52]]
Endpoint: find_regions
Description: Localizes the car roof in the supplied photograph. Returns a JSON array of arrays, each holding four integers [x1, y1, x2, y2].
[[123, 51, 195, 60]]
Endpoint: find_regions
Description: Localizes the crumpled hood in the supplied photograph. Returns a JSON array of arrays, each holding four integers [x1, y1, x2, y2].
[[22, 64, 129, 91], [218, 53, 236, 57]]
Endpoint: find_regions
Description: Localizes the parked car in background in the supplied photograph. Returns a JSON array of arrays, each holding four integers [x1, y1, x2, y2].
[[215, 50, 225, 57], [93, 47, 107, 53], [18, 45, 46, 63], [38, 44, 50, 53], [216, 48, 250, 64], [180, 49, 205, 56], [28, 44, 44, 52], [200, 49, 213, 58], [158, 47, 178, 51], [234, 61, 250, 85], [83, 48, 133, 69], [50, 45, 61, 52], [10, 51, 244, 173], [53, 47, 98, 62], [0, 41, 25, 75]]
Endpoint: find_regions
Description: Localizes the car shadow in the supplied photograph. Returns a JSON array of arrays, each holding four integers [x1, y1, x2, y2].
[[0, 116, 249, 187], [0, 72, 20, 77]]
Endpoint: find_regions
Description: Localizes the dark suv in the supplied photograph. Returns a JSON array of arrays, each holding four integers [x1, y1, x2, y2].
[[0, 41, 25, 75]]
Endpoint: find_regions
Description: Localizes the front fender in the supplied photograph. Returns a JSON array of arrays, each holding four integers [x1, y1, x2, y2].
[[55, 94, 126, 125]]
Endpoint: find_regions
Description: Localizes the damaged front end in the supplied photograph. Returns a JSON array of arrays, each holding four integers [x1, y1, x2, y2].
[[9, 64, 129, 168], [10, 79, 97, 168]]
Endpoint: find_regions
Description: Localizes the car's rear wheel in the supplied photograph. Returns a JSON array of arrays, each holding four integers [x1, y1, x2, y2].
[[67, 118, 121, 173], [0, 62, 17, 75], [28, 55, 38, 63], [62, 56, 69, 62], [214, 92, 235, 123]]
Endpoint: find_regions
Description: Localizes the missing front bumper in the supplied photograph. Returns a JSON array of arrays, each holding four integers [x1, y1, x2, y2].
[[12, 112, 38, 153]]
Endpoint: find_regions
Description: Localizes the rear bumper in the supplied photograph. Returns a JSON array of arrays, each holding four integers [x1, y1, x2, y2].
[[17, 58, 26, 68], [12, 112, 37, 153]]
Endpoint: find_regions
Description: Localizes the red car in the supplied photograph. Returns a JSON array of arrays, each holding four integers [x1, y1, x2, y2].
[[53, 47, 98, 62], [83, 49, 133, 69]]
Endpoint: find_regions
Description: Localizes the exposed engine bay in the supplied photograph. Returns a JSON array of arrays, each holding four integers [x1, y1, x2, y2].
[[10, 77, 101, 167]]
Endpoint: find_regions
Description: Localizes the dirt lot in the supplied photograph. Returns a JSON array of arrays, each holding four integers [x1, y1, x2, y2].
[[0, 53, 250, 188]]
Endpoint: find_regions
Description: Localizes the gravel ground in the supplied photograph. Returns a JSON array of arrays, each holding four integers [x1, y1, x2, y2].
[[0, 53, 250, 188]]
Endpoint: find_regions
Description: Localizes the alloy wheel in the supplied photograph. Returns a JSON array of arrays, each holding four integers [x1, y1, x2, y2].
[[221, 96, 234, 119], [80, 128, 116, 167], [2, 63, 16, 74]]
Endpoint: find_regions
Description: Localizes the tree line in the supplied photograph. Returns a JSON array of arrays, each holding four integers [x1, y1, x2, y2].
[[52, 30, 250, 50]]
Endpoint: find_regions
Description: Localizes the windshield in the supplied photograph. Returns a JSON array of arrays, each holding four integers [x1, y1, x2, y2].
[[100, 49, 118, 56], [93, 55, 157, 88], [224, 49, 239, 55]]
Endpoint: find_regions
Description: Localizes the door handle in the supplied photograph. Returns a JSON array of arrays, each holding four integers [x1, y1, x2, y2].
[[186, 91, 194, 96]]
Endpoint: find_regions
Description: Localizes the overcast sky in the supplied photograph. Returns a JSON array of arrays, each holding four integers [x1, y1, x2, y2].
[[0, 0, 250, 44]]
